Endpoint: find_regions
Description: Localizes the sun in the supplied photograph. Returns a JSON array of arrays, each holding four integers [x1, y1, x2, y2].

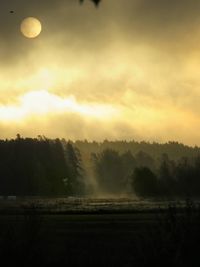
[[20, 17, 42, 38]]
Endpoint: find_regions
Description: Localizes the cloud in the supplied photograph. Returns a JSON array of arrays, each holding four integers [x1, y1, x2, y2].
[[0, 90, 118, 121], [0, 0, 200, 144]]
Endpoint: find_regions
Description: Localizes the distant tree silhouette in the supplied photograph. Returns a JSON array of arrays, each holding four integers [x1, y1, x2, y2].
[[1, 137, 200, 198], [135, 151, 155, 170], [75, 140, 200, 163], [158, 154, 176, 196], [193, 155, 200, 196], [92, 149, 126, 194], [0, 137, 68, 196], [174, 157, 195, 197], [65, 142, 85, 196], [131, 167, 158, 197], [121, 151, 136, 176]]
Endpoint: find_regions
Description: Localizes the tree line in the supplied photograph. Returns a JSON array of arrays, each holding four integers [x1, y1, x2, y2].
[[91, 149, 200, 197], [1, 136, 200, 198], [0, 135, 84, 196]]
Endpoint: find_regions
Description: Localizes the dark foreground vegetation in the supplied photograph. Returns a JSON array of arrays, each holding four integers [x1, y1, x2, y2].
[[0, 200, 200, 267], [1, 136, 200, 198]]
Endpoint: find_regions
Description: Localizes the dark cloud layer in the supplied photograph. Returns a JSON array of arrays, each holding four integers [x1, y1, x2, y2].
[[1, 0, 200, 60], [0, 1, 200, 144]]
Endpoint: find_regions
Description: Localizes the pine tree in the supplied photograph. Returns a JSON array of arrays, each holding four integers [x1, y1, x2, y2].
[[65, 142, 85, 196]]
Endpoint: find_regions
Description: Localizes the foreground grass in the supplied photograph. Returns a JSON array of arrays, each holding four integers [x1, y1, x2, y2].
[[0, 199, 199, 266]]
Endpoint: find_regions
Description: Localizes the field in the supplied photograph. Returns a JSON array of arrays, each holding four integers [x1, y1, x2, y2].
[[0, 198, 200, 266]]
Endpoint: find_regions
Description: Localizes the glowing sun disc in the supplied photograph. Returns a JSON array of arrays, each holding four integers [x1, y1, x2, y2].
[[20, 17, 42, 38]]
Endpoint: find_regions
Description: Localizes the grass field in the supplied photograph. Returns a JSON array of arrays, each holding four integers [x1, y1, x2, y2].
[[0, 199, 200, 266]]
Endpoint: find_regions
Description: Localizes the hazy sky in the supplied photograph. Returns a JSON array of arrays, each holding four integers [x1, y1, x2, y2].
[[1, 0, 200, 145]]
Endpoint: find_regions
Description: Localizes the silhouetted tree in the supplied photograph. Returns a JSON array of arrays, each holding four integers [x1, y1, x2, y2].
[[92, 149, 126, 194], [175, 157, 195, 197], [193, 155, 200, 196], [65, 142, 85, 196], [158, 154, 176, 196], [131, 167, 158, 197], [0, 137, 69, 196], [135, 151, 155, 170]]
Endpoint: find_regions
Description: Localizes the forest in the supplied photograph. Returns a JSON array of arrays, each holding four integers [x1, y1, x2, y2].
[[0, 136, 200, 198]]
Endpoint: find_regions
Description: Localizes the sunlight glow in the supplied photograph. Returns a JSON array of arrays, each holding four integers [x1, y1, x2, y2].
[[0, 90, 118, 122]]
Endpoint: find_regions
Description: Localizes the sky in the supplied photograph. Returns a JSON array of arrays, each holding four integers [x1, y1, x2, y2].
[[1, 0, 200, 145]]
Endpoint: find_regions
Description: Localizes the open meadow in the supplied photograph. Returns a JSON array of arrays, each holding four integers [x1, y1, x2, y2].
[[0, 198, 200, 266]]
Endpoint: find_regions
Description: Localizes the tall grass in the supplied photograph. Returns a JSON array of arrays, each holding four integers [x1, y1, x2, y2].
[[0, 199, 200, 266], [133, 199, 200, 266]]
